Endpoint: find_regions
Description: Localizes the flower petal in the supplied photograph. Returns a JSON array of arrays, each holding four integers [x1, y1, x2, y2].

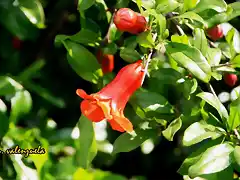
[[76, 89, 94, 100], [111, 115, 133, 133], [80, 100, 105, 122]]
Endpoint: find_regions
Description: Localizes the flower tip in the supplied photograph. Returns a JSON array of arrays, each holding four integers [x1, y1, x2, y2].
[[129, 130, 137, 137], [76, 89, 89, 99]]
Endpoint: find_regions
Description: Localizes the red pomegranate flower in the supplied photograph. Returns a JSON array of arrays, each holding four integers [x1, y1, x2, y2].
[[96, 49, 114, 74], [113, 8, 147, 34], [76, 60, 144, 133]]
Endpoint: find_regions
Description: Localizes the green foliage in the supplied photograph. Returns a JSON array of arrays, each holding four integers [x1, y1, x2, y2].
[[1, 0, 240, 179]]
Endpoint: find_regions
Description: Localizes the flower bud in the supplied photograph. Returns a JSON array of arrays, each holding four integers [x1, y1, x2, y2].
[[96, 49, 114, 74], [113, 8, 147, 34], [224, 73, 238, 87], [207, 25, 223, 41]]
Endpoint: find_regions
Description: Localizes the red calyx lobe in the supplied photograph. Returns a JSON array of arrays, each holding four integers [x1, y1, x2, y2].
[[113, 8, 147, 34], [12, 36, 22, 50], [96, 50, 114, 74], [207, 25, 223, 41], [224, 73, 238, 87]]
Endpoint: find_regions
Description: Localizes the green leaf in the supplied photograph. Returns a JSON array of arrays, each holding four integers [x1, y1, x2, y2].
[[165, 42, 211, 83], [137, 31, 154, 48], [183, 0, 198, 12], [156, 0, 180, 14], [112, 128, 158, 154], [108, 23, 123, 42], [228, 97, 240, 130], [171, 35, 190, 45], [102, 43, 118, 55], [120, 48, 141, 63], [123, 36, 138, 49], [188, 143, 234, 177], [197, 92, 229, 120], [60, 40, 102, 84], [18, 0, 45, 28], [193, 0, 227, 13], [10, 90, 32, 123], [183, 121, 224, 146], [178, 138, 223, 175], [55, 29, 100, 47], [130, 88, 174, 119], [73, 168, 93, 180], [0, 76, 22, 96], [132, 0, 156, 9], [193, 28, 208, 57], [227, 2, 240, 22], [78, 0, 95, 11], [234, 146, 240, 167], [162, 116, 182, 141], [230, 54, 240, 68], [206, 48, 222, 66], [0, 1, 39, 40], [76, 115, 97, 169], [173, 12, 206, 27], [0, 111, 9, 139], [115, 0, 130, 8], [226, 28, 240, 54]]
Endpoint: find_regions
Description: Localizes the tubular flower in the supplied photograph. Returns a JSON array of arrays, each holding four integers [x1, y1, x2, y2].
[[127, 13, 147, 34], [76, 60, 144, 133]]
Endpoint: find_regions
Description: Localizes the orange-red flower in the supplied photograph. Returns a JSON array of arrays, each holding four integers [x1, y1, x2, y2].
[[76, 60, 144, 133]]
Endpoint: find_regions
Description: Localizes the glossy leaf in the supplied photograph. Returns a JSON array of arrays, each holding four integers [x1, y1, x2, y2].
[[18, 0, 45, 28], [227, 2, 240, 22], [173, 12, 206, 27], [78, 0, 95, 11], [171, 35, 190, 45], [137, 31, 154, 48], [123, 36, 138, 48], [226, 28, 240, 53], [193, 28, 208, 57], [73, 168, 93, 180], [230, 54, 240, 68], [193, 0, 227, 13], [183, 121, 224, 146], [0, 0, 39, 40], [178, 139, 223, 175], [112, 128, 158, 154], [156, 0, 180, 14], [206, 48, 222, 66], [234, 146, 240, 167], [130, 89, 174, 119], [76, 115, 97, 169], [188, 143, 234, 177], [108, 23, 123, 42], [162, 116, 182, 141], [0, 76, 22, 96], [197, 92, 229, 120], [183, 0, 198, 12], [120, 48, 141, 63], [165, 42, 211, 83], [61, 40, 102, 84], [10, 90, 32, 123], [228, 97, 240, 130]]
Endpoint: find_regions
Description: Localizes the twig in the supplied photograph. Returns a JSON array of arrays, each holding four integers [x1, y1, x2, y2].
[[141, 49, 153, 85], [211, 63, 233, 68], [234, 129, 240, 141], [103, 12, 116, 44], [207, 83, 218, 97]]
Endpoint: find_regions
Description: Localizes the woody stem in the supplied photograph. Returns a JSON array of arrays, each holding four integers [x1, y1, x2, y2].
[[141, 33, 158, 85]]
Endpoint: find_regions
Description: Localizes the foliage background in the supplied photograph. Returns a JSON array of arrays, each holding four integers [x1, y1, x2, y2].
[[0, 0, 240, 179]]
